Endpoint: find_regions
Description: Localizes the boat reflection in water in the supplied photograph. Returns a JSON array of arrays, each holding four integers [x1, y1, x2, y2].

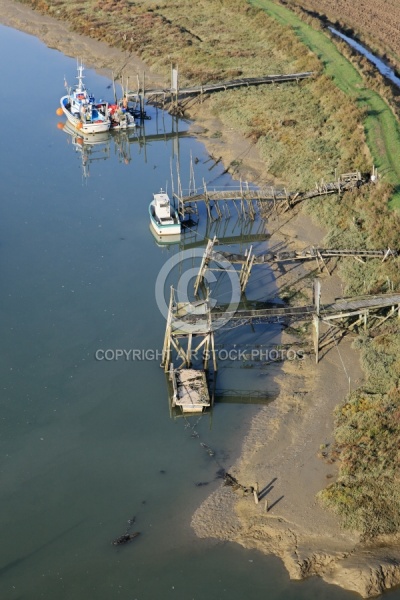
[[149, 223, 181, 248], [59, 118, 191, 179], [59, 120, 138, 178]]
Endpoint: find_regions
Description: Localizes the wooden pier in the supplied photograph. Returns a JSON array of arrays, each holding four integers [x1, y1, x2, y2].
[[273, 246, 398, 275], [162, 285, 400, 371], [174, 172, 367, 222], [275, 246, 398, 261], [190, 237, 399, 297], [126, 69, 314, 115]]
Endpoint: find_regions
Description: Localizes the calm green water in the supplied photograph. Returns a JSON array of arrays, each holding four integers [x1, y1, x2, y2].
[[1, 23, 399, 600]]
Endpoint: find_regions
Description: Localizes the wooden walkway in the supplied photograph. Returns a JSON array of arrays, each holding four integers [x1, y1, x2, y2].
[[274, 247, 398, 262], [191, 237, 398, 293], [166, 292, 400, 334], [161, 288, 400, 375], [128, 72, 314, 106], [175, 172, 366, 221], [206, 246, 398, 265]]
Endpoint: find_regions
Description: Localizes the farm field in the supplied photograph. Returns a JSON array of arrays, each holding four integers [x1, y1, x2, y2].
[[285, 0, 400, 68], [252, 0, 400, 208]]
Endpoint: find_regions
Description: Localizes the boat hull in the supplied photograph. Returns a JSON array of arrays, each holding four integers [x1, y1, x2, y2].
[[149, 202, 181, 236], [60, 96, 110, 134]]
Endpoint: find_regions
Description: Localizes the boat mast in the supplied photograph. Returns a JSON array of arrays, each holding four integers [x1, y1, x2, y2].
[[112, 71, 117, 104], [76, 58, 85, 92]]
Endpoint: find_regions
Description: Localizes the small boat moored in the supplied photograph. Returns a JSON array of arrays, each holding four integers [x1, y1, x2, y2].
[[149, 224, 181, 247], [149, 190, 181, 236], [170, 367, 211, 414], [60, 62, 110, 134]]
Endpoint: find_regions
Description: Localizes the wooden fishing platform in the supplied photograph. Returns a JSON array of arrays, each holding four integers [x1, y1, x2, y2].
[[162, 285, 400, 373], [174, 172, 366, 221]]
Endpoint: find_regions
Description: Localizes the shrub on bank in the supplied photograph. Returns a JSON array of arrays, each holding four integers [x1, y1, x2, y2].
[[319, 381, 400, 536]]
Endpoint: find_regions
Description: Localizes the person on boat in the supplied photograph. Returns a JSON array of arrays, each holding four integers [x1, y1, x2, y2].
[[122, 95, 128, 111]]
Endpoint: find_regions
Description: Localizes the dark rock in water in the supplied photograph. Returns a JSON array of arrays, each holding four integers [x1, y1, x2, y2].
[[215, 468, 226, 479], [223, 472, 254, 495], [195, 481, 209, 487], [112, 532, 140, 546]]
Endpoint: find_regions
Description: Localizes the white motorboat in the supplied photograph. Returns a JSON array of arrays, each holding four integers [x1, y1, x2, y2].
[[149, 190, 181, 236], [149, 224, 181, 247]]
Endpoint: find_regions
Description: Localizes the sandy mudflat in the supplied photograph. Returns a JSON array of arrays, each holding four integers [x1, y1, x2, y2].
[[192, 210, 364, 576], [2, 2, 400, 596]]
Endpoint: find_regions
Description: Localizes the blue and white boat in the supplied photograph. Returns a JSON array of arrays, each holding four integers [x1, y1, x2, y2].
[[60, 62, 110, 134], [149, 190, 181, 236]]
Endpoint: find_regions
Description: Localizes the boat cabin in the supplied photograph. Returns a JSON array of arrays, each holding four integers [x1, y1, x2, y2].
[[154, 192, 174, 224]]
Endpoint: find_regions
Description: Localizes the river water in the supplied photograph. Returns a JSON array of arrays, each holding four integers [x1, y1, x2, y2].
[[1, 23, 399, 600]]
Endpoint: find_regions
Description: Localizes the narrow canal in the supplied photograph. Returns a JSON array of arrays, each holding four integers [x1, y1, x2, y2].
[[329, 26, 400, 89]]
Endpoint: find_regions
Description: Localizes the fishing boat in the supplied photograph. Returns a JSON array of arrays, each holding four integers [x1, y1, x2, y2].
[[149, 190, 181, 236], [107, 101, 136, 131], [59, 62, 110, 134]]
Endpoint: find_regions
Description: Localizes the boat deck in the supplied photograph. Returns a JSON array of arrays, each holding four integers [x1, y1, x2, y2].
[[171, 368, 210, 413]]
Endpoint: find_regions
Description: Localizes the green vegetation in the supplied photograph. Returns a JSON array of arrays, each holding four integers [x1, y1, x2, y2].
[[251, 0, 400, 207], [320, 346, 400, 536]]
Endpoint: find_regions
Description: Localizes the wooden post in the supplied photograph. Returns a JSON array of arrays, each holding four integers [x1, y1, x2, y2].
[[313, 314, 320, 364], [186, 333, 193, 367], [162, 286, 174, 371], [211, 330, 217, 372], [253, 482, 259, 505], [141, 71, 145, 118], [203, 334, 210, 371], [314, 279, 321, 316]]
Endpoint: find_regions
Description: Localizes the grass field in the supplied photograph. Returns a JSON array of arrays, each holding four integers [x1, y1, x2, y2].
[[251, 0, 400, 208]]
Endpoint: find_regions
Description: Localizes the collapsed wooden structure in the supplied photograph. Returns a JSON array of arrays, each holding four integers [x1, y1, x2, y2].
[[173, 172, 367, 222], [162, 271, 400, 416], [190, 235, 399, 294]]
